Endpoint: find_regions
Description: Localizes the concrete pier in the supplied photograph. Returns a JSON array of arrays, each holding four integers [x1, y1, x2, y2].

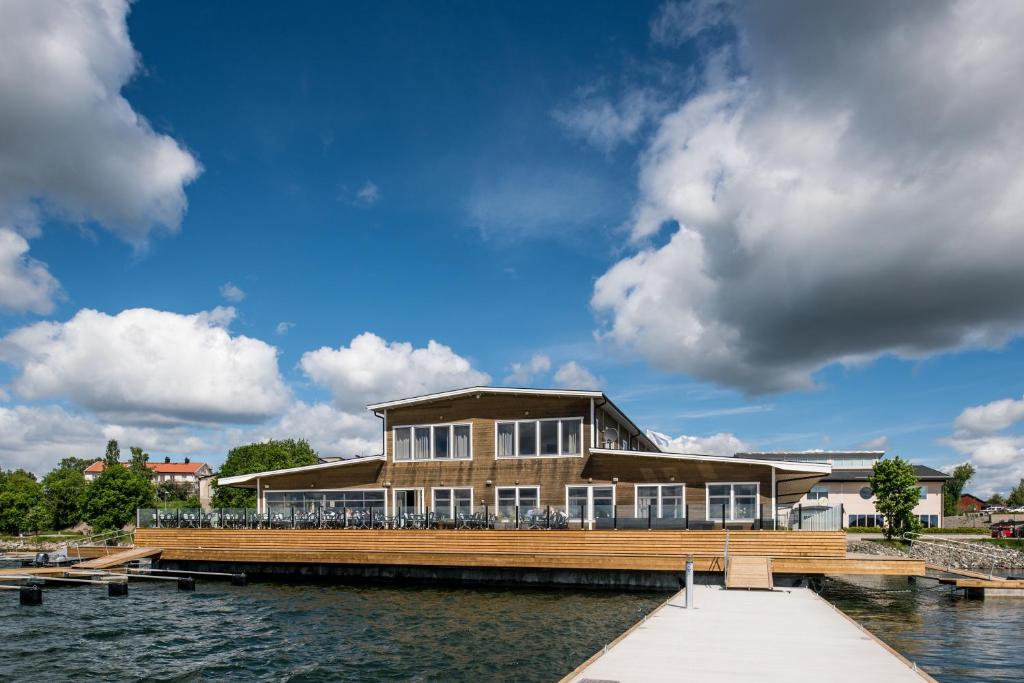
[[564, 585, 933, 682]]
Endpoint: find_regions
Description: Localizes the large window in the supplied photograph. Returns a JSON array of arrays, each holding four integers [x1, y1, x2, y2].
[[496, 486, 540, 518], [264, 489, 386, 513], [433, 488, 473, 519], [848, 513, 885, 528], [495, 418, 582, 458], [706, 483, 759, 521], [393, 424, 472, 461], [566, 485, 615, 521], [807, 485, 829, 503], [635, 484, 685, 519]]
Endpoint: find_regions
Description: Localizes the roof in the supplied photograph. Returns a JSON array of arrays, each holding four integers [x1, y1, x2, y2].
[[366, 386, 603, 410], [736, 451, 884, 459], [217, 455, 386, 488], [588, 448, 832, 475], [820, 465, 950, 482], [84, 461, 209, 475]]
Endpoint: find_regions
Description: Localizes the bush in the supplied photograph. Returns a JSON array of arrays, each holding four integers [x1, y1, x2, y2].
[[845, 526, 989, 534]]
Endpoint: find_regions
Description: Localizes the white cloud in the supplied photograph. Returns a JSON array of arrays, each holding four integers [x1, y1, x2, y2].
[[859, 435, 889, 450], [276, 321, 295, 335], [0, 0, 201, 242], [219, 282, 246, 303], [647, 429, 749, 456], [593, 1, 1024, 393], [355, 180, 380, 207], [504, 354, 552, 386], [955, 395, 1024, 434], [553, 88, 667, 153], [0, 307, 290, 424], [256, 401, 381, 458], [0, 227, 61, 314], [553, 361, 603, 391], [650, 0, 730, 47], [299, 332, 490, 411]]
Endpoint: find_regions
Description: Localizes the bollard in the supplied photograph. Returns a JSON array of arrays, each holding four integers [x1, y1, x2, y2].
[[231, 573, 248, 587], [177, 577, 196, 591], [685, 555, 694, 609], [108, 581, 128, 597], [20, 585, 42, 606]]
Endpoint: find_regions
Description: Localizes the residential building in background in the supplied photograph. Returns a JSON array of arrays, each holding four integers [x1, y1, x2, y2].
[[85, 457, 213, 508]]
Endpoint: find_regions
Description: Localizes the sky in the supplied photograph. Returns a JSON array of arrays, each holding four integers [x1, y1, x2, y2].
[[1, 0, 1024, 496]]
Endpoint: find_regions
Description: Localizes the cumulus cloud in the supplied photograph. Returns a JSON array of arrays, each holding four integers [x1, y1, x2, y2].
[[0, 228, 61, 314], [593, 1, 1024, 393], [504, 354, 552, 386], [859, 435, 889, 450], [955, 395, 1024, 434], [647, 429, 749, 456], [553, 361, 603, 390], [300, 332, 490, 411], [219, 282, 246, 303], [943, 393, 1024, 495], [0, 307, 290, 424], [0, 0, 201, 241], [257, 401, 381, 458]]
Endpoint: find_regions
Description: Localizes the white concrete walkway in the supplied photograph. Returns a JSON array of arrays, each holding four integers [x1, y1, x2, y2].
[[566, 585, 932, 682]]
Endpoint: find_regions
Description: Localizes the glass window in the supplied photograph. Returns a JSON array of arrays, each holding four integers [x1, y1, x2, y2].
[[592, 486, 614, 519], [733, 484, 757, 520], [859, 486, 873, 500], [561, 419, 581, 455], [413, 427, 431, 460], [540, 420, 559, 455], [636, 486, 658, 518], [567, 487, 589, 519], [706, 483, 759, 521], [661, 485, 684, 518], [918, 486, 927, 500], [394, 427, 411, 461], [433, 425, 450, 459], [453, 425, 471, 458], [497, 423, 515, 457], [433, 488, 472, 519], [807, 485, 828, 502], [636, 484, 685, 519], [708, 484, 730, 520], [496, 486, 539, 518], [518, 421, 536, 456]]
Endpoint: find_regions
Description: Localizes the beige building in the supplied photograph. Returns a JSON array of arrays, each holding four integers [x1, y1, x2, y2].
[[85, 457, 214, 508], [736, 451, 949, 528]]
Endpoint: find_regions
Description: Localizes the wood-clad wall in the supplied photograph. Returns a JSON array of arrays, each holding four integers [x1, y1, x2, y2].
[[257, 393, 779, 515]]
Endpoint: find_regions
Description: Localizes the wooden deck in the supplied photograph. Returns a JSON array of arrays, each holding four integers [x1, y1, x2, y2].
[[132, 528, 924, 576]]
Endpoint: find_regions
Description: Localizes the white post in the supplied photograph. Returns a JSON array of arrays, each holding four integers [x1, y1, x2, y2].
[[685, 554, 694, 608]]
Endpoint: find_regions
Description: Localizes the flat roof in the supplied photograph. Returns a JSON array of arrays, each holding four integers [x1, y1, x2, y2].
[[589, 448, 832, 474], [821, 465, 950, 482], [366, 386, 603, 410], [217, 456, 385, 488], [736, 451, 884, 458]]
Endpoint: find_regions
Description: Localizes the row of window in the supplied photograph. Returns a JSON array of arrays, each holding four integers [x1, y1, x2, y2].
[[264, 482, 762, 521], [805, 485, 930, 502], [847, 514, 941, 528], [393, 424, 472, 461], [391, 418, 585, 460]]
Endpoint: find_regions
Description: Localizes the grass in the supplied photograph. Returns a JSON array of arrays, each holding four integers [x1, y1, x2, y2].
[[977, 538, 1024, 550]]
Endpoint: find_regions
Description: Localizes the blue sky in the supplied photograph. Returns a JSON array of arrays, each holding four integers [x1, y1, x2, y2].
[[1, 1, 1023, 496]]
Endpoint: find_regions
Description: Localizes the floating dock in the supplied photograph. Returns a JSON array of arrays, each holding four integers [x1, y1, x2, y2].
[[563, 585, 933, 682]]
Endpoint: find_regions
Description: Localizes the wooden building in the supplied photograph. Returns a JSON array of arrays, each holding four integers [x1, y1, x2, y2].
[[220, 387, 830, 527]]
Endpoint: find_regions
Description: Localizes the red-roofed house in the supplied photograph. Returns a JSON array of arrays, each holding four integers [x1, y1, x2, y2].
[[85, 457, 213, 507]]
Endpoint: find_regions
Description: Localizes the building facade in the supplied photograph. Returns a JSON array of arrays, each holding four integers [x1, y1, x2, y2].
[[737, 451, 949, 528], [220, 387, 829, 527], [85, 458, 214, 507]]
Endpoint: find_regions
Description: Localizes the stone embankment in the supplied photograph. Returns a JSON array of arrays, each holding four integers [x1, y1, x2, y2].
[[849, 538, 1024, 573], [0, 539, 66, 552]]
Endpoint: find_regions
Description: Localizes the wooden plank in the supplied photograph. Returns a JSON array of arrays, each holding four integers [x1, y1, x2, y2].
[[72, 547, 161, 569], [726, 556, 773, 589]]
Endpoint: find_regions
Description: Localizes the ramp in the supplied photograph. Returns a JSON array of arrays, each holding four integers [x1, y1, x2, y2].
[[72, 547, 161, 569], [726, 556, 773, 589]]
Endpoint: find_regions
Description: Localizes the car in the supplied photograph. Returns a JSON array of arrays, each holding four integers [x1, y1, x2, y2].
[[992, 526, 1015, 538]]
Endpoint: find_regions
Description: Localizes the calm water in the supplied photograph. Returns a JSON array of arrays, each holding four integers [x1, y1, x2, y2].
[[819, 575, 1024, 682], [2, 571, 1023, 681]]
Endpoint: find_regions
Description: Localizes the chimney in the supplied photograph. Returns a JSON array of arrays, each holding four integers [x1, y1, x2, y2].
[[164, 456, 171, 464], [184, 457, 190, 464]]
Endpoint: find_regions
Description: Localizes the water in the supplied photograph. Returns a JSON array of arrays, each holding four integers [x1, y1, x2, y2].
[[3, 571, 1023, 681], [0, 577, 665, 681], [819, 575, 1024, 682]]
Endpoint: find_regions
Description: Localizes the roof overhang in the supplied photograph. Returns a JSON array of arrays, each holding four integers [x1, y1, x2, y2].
[[588, 448, 832, 474], [367, 386, 603, 411], [217, 456, 386, 489]]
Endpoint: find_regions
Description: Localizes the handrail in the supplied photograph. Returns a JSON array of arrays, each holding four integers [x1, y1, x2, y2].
[[66, 530, 135, 563], [902, 531, 1014, 579]]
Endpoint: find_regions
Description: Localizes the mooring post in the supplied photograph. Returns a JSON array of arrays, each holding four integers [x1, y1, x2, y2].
[[685, 554, 694, 609], [177, 576, 195, 591], [108, 581, 128, 597], [231, 573, 247, 587], [19, 585, 42, 606]]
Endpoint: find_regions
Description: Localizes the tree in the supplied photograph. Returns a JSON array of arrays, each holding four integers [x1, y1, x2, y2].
[[1007, 479, 1024, 508], [869, 456, 922, 540], [944, 463, 976, 516], [41, 462, 89, 530], [104, 439, 121, 466], [989, 493, 1007, 507], [57, 457, 97, 473], [212, 439, 319, 508], [0, 470, 44, 534], [129, 446, 152, 477], [83, 463, 154, 531]]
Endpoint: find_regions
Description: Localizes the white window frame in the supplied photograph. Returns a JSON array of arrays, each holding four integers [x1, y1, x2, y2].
[[807, 484, 829, 502], [633, 483, 686, 518], [565, 484, 617, 522], [393, 487, 426, 514], [494, 486, 541, 515], [391, 423, 473, 462], [705, 482, 760, 522], [494, 417, 584, 459], [262, 487, 389, 515], [431, 486, 474, 517]]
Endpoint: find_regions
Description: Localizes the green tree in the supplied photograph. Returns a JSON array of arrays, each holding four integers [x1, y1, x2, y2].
[[212, 439, 319, 507], [41, 462, 89, 530], [1007, 479, 1024, 508], [989, 493, 1007, 507], [869, 456, 922, 540], [83, 463, 154, 531], [104, 439, 121, 466], [943, 462, 976, 515], [0, 470, 44, 534], [25, 502, 52, 536], [57, 457, 97, 473]]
